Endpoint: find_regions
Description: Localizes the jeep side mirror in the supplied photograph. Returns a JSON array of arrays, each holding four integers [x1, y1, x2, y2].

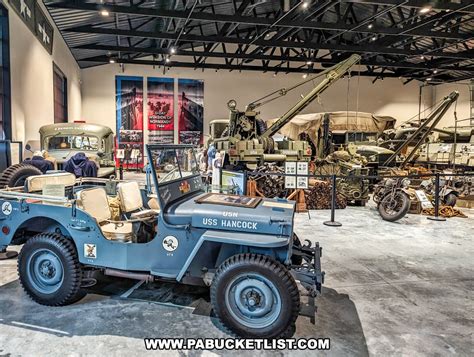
[[25, 144, 33, 152], [97, 150, 105, 158]]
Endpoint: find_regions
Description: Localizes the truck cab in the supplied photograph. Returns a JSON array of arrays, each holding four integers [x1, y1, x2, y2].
[[39, 123, 116, 177]]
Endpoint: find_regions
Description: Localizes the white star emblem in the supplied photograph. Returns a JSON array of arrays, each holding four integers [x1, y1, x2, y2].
[[388, 142, 396, 150], [20, 0, 32, 19], [37, 23, 50, 44]]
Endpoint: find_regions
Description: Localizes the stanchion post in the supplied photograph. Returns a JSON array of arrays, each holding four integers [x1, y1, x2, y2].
[[428, 172, 446, 222], [119, 160, 124, 180], [324, 174, 342, 227]]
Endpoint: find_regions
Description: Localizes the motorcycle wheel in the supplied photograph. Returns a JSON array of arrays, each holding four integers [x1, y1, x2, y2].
[[443, 193, 457, 207], [378, 192, 410, 222]]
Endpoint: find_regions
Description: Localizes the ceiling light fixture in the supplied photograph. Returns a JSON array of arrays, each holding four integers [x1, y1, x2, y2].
[[426, 77, 432, 81], [420, 55, 425, 59], [170, 47, 176, 54], [100, 9, 110, 17], [301, 1, 310, 9], [302, 73, 308, 79], [165, 57, 171, 63], [368, 23, 373, 29], [433, 69, 438, 74], [306, 61, 312, 65], [419, 6, 431, 14], [109, 58, 115, 64], [371, 36, 377, 41]]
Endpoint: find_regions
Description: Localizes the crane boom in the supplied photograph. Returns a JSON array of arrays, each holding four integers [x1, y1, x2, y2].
[[261, 54, 361, 138]]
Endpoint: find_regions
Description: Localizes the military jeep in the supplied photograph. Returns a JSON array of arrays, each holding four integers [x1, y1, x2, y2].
[[0, 144, 323, 339]]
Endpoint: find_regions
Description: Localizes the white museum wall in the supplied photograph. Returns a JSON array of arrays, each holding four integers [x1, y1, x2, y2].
[[81, 62, 441, 138], [5, 0, 82, 144], [433, 82, 471, 128]]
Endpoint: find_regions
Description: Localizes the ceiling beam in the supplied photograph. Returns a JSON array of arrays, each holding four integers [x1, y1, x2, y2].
[[74, 43, 474, 73], [47, 1, 473, 40], [63, 25, 474, 60], [340, 0, 474, 13], [77, 55, 417, 78]]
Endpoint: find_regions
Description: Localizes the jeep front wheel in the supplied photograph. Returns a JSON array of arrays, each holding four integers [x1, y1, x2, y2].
[[18, 233, 86, 306], [210, 254, 300, 339]]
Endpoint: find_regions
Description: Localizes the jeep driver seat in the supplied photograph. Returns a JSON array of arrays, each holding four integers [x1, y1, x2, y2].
[[79, 187, 133, 242]]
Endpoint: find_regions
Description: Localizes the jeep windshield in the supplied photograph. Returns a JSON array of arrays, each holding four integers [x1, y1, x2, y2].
[[149, 146, 199, 184], [46, 135, 100, 151]]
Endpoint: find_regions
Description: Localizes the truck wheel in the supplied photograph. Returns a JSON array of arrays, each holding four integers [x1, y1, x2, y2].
[[378, 192, 410, 222], [211, 254, 300, 339], [18, 233, 86, 306], [443, 193, 457, 207], [0, 164, 42, 188]]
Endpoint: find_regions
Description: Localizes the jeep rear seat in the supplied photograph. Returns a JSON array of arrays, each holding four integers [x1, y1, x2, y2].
[[26, 172, 76, 193], [79, 187, 133, 242]]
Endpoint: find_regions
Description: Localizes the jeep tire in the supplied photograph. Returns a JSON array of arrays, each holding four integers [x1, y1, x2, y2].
[[18, 233, 86, 306], [0, 164, 42, 188], [211, 254, 300, 339]]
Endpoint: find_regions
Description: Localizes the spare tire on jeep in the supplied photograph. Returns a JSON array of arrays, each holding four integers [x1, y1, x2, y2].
[[0, 164, 42, 188]]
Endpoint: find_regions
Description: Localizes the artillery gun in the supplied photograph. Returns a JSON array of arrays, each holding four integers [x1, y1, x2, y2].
[[213, 54, 361, 169]]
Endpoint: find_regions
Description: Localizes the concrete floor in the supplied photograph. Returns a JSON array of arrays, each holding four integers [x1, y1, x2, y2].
[[0, 204, 473, 356]]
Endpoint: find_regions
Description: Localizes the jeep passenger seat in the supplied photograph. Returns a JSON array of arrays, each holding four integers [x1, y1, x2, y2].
[[117, 181, 159, 220], [79, 187, 133, 242]]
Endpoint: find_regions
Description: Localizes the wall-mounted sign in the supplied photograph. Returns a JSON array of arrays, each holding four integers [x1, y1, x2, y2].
[[9, 0, 54, 54], [284, 161, 309, 189]]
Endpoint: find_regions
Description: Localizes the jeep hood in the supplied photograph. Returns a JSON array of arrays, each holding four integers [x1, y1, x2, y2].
[[163, 193, 295, 236]]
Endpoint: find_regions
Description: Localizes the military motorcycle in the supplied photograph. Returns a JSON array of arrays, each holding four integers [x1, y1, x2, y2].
[[373, 178, 411, 222], [419, 178, 459, 207]]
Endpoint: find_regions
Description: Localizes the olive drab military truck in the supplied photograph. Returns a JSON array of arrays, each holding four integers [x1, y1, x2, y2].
[[39, 123, 116, 177], [0, 123, 116, 188]]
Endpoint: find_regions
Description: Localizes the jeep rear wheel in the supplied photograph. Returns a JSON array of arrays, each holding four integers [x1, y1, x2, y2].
[[211, 254, 300, 339], [18, 233, 86, 306]]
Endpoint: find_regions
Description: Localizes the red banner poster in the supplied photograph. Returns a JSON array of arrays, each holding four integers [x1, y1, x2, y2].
[[147, 77, 175, 144], [178, 79, 204, 145]]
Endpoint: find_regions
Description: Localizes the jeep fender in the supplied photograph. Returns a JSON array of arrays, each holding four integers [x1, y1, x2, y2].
[[176, 230, 291, 281]]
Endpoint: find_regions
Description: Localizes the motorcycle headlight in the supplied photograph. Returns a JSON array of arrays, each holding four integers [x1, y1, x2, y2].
[[227, 99, 237, 110], [401, 178, 411, 188]]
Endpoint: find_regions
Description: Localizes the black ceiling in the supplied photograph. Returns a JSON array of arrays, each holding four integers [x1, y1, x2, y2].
[[43, 0, 474, 83]]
